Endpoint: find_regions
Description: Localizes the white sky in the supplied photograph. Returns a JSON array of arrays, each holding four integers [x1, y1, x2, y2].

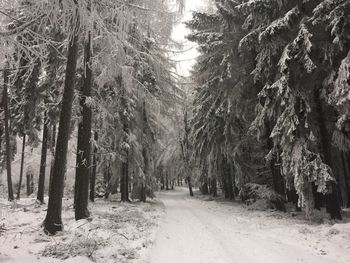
[[171, 1, 209, 77]]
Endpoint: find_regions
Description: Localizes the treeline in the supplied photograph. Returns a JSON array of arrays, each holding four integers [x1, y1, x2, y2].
[[184, 0, 350, 219], [0, 0, 184, 235]]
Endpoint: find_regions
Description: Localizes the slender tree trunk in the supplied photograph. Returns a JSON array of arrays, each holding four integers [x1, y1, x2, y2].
[[166, 173, 169, 190], [104, 163, 111, 199], [3, 65, 14, 201], [49, 124, 56, 194], [160, 172, 164, 190], [341, 153, 350, 208], [75, 32, 92, 220], [120, 85, 129, 202], [37, 116, 49, 204], [187, 173, 194, 196], [201, 162, 209, 195], [90, 131, 98, 202], [121, 160, 129, 201], [210, 178, 217, 197], [26, 170, 34, 196], [182, 111, 193, 196], [16, 133, 26, 199], [44, 23, 80, 234]]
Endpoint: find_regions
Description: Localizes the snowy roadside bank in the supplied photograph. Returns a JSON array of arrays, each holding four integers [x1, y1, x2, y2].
[[0, 197, 165, 263]]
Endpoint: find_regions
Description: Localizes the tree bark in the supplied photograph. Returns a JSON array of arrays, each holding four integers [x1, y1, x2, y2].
[[37, 116, 49, 204], [16, 133, 26, 199], [342, 153, 350, 208], [3, 64, 14, 201], [121, 161, 129, 201], [90, 131, 98, 202], [26, 170, 34, 196], [120, 86, 129, 202], [75, 32, 92, 220], [49, 124, 56, 194], [43, 23, 80, 234], [210, 178, 217, 197]]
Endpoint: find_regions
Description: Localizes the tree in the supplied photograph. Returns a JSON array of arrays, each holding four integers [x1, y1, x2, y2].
[[44, 10, 80, 233], [37, 114, 49, 204], [75, 31, 92, 220], [3, 63, 14, 201]]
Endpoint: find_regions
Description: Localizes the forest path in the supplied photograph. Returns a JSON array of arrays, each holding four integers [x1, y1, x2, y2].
[[149, 187, 350, 263]]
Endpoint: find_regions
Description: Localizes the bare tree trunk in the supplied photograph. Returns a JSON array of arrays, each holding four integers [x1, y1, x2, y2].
[[120, 86, 129, 202], [181, 111, 193, 196], [26, 170, 34, 196], [48, 124, 56, 194], [44, 22, 80, 234], [37, 116, 49, 204], [210, 178, 217, 197], [90, 131, 98, 202], [75, 32, 92, 220], [3, 64, 14, 201], [16, 133, 26, 199]]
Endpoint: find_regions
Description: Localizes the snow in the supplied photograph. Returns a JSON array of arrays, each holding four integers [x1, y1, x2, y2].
[[1, 188, 350, 263], [0, 197, 164, 262], [150, 187, 350, 263]]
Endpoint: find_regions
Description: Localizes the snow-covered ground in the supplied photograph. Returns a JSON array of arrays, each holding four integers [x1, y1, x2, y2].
[[1, 188, 350, 263], [150, 188, 350, 263], [0, 197, 164, 262]]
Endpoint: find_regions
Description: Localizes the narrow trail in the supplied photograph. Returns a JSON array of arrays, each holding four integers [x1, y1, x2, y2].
[[149, 188, 350, 263]]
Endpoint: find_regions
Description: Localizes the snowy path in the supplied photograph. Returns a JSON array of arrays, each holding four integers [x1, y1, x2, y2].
[[149, 188, 350, 263]]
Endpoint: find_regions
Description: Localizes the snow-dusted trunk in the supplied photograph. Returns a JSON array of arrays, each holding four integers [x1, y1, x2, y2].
[[37, 115, 49, 204], [16, 133, 26, 199], [90, 131, 98, 202], [75, 32, 92, 220], [44, 21, 80, 234], [3, 64, 14, 201]]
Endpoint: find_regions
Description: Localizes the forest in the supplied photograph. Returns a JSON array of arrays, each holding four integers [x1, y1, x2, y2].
[[0, 0, 350, 262]]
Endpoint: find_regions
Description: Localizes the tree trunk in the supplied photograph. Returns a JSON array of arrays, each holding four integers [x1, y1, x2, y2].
[[26, 169, 34, 196], [314, 89, 342, 220], [166, 173, 169, 190], [44, 24, 80, 234], [121, 160, 129, 201], [201, 162, 209, 195], [49, 124, 56, 194], [221, 156, 234, 200], [342, 153, 350, 208], [16, 133, 26, 199], [187, 173, 194, 196], [90, 131, 98, 202], [210, 178, 217, 197], [3, 64, 14, 201], [37, 116, 49, 204], [120, 85, 129, 202], [104, 163, 111, 199], [75, 32, 92, 221]]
